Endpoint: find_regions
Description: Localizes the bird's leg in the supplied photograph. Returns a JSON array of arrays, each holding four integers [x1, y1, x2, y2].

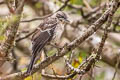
[[54, 43, 62, 56], [47, 42, 56, 48], [43, 48, 48, 58], [48, 42, 62, 56], [54, 43, 62, 50], [49, 43, 62, 50]]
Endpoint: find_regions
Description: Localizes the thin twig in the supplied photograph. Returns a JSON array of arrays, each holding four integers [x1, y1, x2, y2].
[[20, 15, 52, 22], [0, 1, 5, 5], [16, 29, 36, 42], [0, 0, 25, 70], [21, 0, 70, 23], [5, 0, 15, 13], [112, 53, 120, 80], [56, 0, 70, 12]]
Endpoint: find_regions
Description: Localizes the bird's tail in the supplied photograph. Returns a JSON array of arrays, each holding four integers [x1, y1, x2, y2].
[[26, 42, 46, 74], [26, 53, 36, 74], [26, 30, 51, 74]]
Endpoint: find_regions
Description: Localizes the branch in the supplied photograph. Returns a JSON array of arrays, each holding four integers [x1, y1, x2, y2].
[[56, 0, 70, 12], [20, 15, 52, 22], [63, 9, 113, 78], [41, 69, 73, 79], [0, 0, 25, 69], [112, 52, 120, 80], [0, 0, 119, 80], [5, 0, 15, 13], [0, 1, 5, 5], [20, 0, 70, 23], [16, 29, 36, 42]]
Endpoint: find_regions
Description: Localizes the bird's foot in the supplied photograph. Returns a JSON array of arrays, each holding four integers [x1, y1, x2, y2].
[[54, 43, 63, 56], [49, 43, 63, 56], [49, 43, 62, 50]]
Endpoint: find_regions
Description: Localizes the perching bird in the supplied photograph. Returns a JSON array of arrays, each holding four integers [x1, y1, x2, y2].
[[27, 11, 70, 74]]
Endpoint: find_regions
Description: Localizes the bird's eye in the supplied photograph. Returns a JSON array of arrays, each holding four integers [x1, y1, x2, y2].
[[57, 14, 65, 19], [60, 15, 64, 18]]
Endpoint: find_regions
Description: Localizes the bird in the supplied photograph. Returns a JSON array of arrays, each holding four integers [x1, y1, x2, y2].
[[26, 11, 70, 74]]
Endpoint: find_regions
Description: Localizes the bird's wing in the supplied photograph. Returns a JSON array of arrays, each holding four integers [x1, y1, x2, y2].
[[31, 17, 58, 41], [32, 22, 57, 55], [32, 31, 51, 55], [27, 21, 57, 73]]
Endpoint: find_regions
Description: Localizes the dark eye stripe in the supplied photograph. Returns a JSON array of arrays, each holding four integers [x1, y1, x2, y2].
[[57, 14, 64, 18], [57, 14, 66, 19]]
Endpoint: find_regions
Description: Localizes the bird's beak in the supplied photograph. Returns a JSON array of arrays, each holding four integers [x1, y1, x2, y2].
[[65, 19, 70, 24]]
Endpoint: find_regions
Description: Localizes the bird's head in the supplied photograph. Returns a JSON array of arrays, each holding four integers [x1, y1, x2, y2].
[[54, 11, 70, 24]]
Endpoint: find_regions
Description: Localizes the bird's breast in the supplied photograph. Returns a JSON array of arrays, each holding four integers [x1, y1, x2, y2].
[[52, 24, 64, 42]]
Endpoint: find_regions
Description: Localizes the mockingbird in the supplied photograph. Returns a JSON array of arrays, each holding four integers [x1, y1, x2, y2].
[[27, 11, 70, 74]]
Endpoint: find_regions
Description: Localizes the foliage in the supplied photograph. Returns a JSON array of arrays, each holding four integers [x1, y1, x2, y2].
[[70, 0, 83, 5]]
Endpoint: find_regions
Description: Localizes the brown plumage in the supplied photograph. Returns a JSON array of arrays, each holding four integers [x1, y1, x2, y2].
[[27, 11, 69, 74]]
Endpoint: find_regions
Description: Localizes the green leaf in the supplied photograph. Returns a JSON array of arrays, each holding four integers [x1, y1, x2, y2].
[[90, 0, 101, 7], [24, 76, 33, 80], [47, 49, 57, 56], [0, 35, 6, 41], [35, 2, 42, 9], [70, 0, 83, 5], [95, 72, 105, 80]]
